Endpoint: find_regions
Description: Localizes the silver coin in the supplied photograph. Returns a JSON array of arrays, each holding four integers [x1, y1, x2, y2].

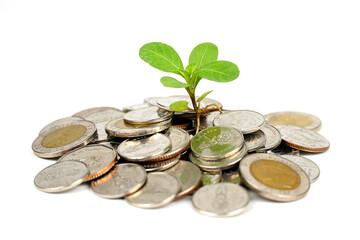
[[221, 168, 242, 185], [73, 107, 121, 118], [199, 111, 221, 131], [74, 108, 124, 142], [256, 123, 282, 152], [123, 103, 151, 113], [201, 170, 222, 185], [123, 106, 173, 125], [267, 142, 300, 155], [192, 183, 250, 217], [117, 133, 171, 162], [105, 117, 171, 138], [125, 172, 181, 209], [91, 163, 147, 198], [213, 110, 265, 134], [239, 153, 310, 202], [164, 160, 202, 199], [281, 155, 320, 183], [141, 155, 181, 172], [191, 126, 244, 161], [157, 95, 222, 113], [34, 160, 89, 193], [144, 96, 165, 106], [39, 116, 84, 135], [265, 111, 322, 132], [32, 120, 96, 158], [58, 144, 117, 181], [189, 145, 248, 171], [275, 125, 330, 153], [244, 130, 266, 152]]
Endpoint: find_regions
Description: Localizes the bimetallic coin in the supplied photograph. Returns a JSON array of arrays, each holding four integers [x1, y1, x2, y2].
[[58, 144, 117, 181], [192, 183, 250, 217], [164, 160, 202, 199], [267, 142, 300, 155], [105, 118, 171, 138], [265, 111, 322, 132], [256, 123, 282, 152], [39, 116, 84, 135], [91, 163, 147, 198], [221, 168, 242, 185], [123, 106, 173, 125], [123, 103, 151, 113], [190, 145, 248, 171], [275, 125, 330, 153], [239, 153, 310, 202], [213, 110, 265, 134], [125, 172, 181, 209], [141, 155, 181, 172], [281, 155, 320, 183], [32, 120, 96, 158], [118, 133, 171, 162], [244, 130, 266, 152], [201, 170, 222, 185], [34, 160, 89, 193], [191, 126, 244, 161]]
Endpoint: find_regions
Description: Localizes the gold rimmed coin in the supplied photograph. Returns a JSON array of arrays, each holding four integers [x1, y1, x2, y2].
[[239, 153, 310, 202]]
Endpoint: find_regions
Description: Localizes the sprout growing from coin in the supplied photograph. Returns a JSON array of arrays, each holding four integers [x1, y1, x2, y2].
[[139, 42, 240, 133]]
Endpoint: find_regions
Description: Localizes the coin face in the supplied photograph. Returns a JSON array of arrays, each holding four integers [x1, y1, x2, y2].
[[123, 103, 151, 113], [34, 160, 89, 193], [164, 160, 202, 199], [123, 106, 173, 125], [125, 172, 181, 209], [239, 153, 310, 202], [105, 118, 171, 138], [118, 133, 171, 162], [32, 120, 96, 158], [141, 155, 181, 172], [199, 111, 221, 131], [281, 155, 320, 183], [191, 126, 244, 160], [265, 111, 322, 132], [58, 144, 117, 181], [221, 168, 242, 185], [91, 163, 147, 198], [39, 116, 84, 135], [192, 183, 250, 217], [256, 123, 282, 152], [73, 107, 121, 118], [267, 142, 300, 155], [213, 110, 265, 134], [275, 125, 330, 152], [189, 145, 248, 171], [201, 170, 222, 185], [144, 96, 165, 106], [244, 130, 266, 152]]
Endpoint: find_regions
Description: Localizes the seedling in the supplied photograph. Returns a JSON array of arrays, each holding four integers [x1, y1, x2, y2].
[[139, 42, 239, 133]]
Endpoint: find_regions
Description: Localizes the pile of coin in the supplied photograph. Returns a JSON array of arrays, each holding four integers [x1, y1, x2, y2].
[[32, 95, 330, 217]]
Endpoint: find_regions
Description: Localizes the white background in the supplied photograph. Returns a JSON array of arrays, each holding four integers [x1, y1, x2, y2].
[[1, 0, 359, 239]]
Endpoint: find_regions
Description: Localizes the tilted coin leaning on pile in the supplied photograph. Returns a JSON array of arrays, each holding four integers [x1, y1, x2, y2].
[[32, 95, 330, 217]]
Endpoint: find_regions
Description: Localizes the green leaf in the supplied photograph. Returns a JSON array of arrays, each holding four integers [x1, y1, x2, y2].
[[197, 90, 213, 102], [160, 77, 189, 88], [197, 61, 239, 82], [185, 64, 196, 75], [189, 43, 218, 69], [169, 101, 189, 112], [139, 42, 184, 75]]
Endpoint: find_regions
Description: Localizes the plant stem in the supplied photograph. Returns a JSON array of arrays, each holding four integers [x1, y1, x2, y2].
[[186, 87, 201, 134]]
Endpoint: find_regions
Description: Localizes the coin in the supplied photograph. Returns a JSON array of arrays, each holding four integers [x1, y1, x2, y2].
[[58, 144, 117, 181], [281, 155, 320, 183], [118, 133, 171, 162], [213, 110, 265, 134], [192, 183, 250, 217], [201, 170, 222, 185], [239, 153, 310, 202], [91, 163, 147, 198], [157, 95, 222, 113], [221, 168, 242, 185], [189, 145, 248, 171], [73, 107, 121, 118], [39, 116, 84, 135], [144, 96, 164, 106], [141, 155, 181, 172], [105, 118, 171, 138], [74, 107, 125, 143], [256, 123, 282, 152], [199, 111, 221, 131], [265, 111, 322, 132], [34, 160, 89, 193], [123, 103, 151, 113], [267, 142, 300, 155], [32, 120, 96, 158], [244, 130, 266, 152], [164, 160, 202, 199], [123, 106, 173, 125], [191, 126, 244, 161], [125, 172, 181, 209], [275, 125, 330, 153]]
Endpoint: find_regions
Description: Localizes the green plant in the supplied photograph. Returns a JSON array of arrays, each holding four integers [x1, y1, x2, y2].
[[139, 42, 239, 133]]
